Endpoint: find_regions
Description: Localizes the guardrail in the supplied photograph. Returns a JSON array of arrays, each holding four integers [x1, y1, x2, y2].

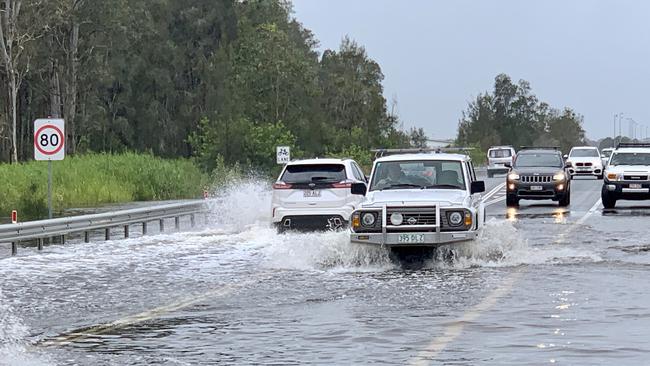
[[0, 201, 207, 256]]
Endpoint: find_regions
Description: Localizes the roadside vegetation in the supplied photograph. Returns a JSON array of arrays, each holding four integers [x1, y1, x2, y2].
[[457, 74, 587, 154], [0, 153, 207, 220]]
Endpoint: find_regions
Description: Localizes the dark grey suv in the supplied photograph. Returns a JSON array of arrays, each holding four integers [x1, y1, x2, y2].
[[505, 147, 572, 207]]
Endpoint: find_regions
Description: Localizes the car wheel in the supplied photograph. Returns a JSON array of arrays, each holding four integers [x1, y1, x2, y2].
[[558, 192, 570, 207], [601, 189, 616, 209], [597, 174, 604, 180], [506, 195, 519, 207]]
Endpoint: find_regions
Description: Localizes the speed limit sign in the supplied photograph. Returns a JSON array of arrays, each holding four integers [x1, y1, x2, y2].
[[34, 118, 65, 161]]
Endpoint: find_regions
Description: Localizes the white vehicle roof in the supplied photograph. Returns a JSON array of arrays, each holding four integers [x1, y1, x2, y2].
[[374, 153, 470, 163], [602, 147, 614, 151], [570, 146, 598, 150], [488, 146, 514, 150], [286, 158, 351, 165], [613, 147, 650, 154]]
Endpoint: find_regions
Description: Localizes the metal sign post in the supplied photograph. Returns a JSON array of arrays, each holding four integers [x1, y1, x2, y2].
[[34, 118, 65, 219]]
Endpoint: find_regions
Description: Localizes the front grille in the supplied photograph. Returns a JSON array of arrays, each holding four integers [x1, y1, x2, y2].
[[576, 162, 593, 167], [386, 207, 437, 226], [624, 175, 648, 181], [521, 175, 552, 183]]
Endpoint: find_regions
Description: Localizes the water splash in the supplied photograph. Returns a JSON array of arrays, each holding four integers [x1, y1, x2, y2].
[[205, 178, 273, 232], [0, 289, 51, 366]]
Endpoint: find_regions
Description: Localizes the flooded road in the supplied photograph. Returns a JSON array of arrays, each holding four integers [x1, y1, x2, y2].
[[2, 178, 650, 365]]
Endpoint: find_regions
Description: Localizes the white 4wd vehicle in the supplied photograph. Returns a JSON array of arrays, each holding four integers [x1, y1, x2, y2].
[[487, 146, 516, 178], [272, 158, 367, 232], [349, 152, 486, 248], [602, 144, 650, 209], [566, 146, 604, 179]]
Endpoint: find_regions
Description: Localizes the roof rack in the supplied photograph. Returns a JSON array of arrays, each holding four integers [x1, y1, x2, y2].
[[616, 142, 650, 149], [371, 147, 473, 159], [519, 146, 559, 150]]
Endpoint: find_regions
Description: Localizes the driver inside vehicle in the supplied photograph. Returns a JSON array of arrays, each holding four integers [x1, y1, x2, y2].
[[377, 163, 406, 186]]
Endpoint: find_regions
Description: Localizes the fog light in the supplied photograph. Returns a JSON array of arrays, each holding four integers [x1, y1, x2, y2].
[[508, 183, 516, 191], [557, 184, 564, 191], [607, 184, 616, 191]]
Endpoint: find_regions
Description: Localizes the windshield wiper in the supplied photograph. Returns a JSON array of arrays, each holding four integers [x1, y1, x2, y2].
[[382, 183, 424, 190], [424, 184, 462, 190]]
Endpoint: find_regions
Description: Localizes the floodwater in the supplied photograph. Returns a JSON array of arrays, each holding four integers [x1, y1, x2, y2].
[[1, 178, 650, 365]]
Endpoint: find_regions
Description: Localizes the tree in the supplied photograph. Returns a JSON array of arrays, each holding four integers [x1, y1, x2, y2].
[[0, 0, 46, 162]]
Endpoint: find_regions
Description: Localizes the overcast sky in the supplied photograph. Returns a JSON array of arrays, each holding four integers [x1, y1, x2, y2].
[[292, 0, 650, 141]]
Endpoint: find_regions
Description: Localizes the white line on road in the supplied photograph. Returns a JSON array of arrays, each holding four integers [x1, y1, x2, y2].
[[482, 182, 506, 203], [408, 197, 602, 365]]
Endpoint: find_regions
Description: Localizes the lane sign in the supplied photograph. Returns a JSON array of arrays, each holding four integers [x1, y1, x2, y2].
[[276, 146, 290, 164], [34, 118, 65, 161]]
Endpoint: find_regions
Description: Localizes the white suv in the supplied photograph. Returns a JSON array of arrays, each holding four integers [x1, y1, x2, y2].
[[566, 146, 604, 179], [349, 152, 486, 248], [487, 146, 516, 178], [602, 143, 650, 208], [272, 158, 367, 232]]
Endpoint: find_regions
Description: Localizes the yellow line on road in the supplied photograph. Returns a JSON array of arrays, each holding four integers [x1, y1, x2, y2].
[[409, 197, 602, 365], [40, 272, 272, 347]]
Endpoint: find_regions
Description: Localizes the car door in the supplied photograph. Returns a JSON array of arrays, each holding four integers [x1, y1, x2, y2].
[[467, 161, 485, 228]]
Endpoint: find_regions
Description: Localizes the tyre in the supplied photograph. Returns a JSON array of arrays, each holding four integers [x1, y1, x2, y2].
[[597, 174, 604, 180], [506, 194, 519, 207], [602, 189, 616, 209], [558, 191, 570, 207]]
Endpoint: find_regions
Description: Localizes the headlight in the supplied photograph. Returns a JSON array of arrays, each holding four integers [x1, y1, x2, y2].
[[448, 212, 463, 226], [390, 212, 403, 226], [553, 172, 566, 181], [508, 172, 520, 181], [606, 173, 620, 181], [361, 212, 376, 226]]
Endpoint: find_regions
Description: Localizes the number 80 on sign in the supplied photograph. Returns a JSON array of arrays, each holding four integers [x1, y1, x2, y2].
[[34, 118, 65, 161]]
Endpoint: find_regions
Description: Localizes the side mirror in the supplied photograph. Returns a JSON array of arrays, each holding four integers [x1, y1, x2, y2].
[[564, 162, 572, 168], [563, 154, 569, 159], [471, 181, 486, 194], [504, 162, 512, 168], [351, 182, 367, 196]]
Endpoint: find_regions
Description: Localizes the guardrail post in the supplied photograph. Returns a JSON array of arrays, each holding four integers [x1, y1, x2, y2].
[[37, 238, 43, 251], [124, 225, 129, 238], [61, 235, 65, 245], [190, 214, 195, 228], [159, 219, 164, 233], [11, 242, 17, 256], [142, 222, 148, 235], [105, 228, 111, 240], [175, 217, 180, 230], [84, 231, 90, 243]]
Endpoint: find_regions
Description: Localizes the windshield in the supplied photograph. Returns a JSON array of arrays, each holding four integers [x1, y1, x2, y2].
[[609, 152, 650, 166], [369, 160, 466, 191], [570, 149, 599, 158], [489, 149, 512, 158], [281, 164, 346, 183], [514, 153, 563, 168], [602, 150, 613, 158]]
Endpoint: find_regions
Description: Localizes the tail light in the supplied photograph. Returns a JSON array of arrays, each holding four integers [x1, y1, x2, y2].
[[332, 180, 353, 189], [273, 182, 293, 189]]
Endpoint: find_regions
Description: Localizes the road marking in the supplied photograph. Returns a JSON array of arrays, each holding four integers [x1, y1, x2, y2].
[[39, 272, 272, 346], [409, 197, 602, 365], [482, 182, 505, 203]]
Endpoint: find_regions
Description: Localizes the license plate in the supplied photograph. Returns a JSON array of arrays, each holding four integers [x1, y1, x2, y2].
[[630, 184, 642, 189], [398, 234, 425, 243], [531, 186, 543, 191], [303, 190, 321, 198]]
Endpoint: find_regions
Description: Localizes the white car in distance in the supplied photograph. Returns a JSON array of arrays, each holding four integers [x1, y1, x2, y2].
[[271, 158, 367, 232], [602, 143, 650, 208], [566, 146, 604, 179], [487, 146, 516, 178], [349, 151, 486, 248]]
